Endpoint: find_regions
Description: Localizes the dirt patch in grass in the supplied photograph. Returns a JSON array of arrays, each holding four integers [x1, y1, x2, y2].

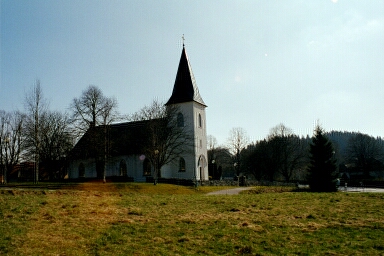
[[10, 190, 130, 255], [69, 182, 212, 195], [244, 186, 295, 194]]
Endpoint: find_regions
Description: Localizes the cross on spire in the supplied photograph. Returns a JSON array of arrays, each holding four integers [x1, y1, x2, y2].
[[182, 34, 185, 47]]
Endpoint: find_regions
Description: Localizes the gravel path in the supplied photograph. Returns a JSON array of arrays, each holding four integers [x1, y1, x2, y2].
[[206, 187, 253, 195], [206, 186, 384, 195]]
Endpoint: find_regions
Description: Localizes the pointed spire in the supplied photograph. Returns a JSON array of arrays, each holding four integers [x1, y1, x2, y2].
[[165, 45, 206, 107]]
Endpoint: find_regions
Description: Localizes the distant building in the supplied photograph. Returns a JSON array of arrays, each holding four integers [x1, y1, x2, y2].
[[67, 46, 208, 182], [1, 162, 35, 182]]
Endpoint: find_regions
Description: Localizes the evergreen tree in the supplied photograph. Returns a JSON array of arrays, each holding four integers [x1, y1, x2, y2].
[[307, 125, 338, 192]]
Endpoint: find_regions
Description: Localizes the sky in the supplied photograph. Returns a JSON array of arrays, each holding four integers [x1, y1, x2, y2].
[[1, 0, 384, 145]]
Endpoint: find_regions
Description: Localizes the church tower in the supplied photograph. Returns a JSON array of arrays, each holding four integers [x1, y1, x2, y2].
[[165, 45, 208, 181]]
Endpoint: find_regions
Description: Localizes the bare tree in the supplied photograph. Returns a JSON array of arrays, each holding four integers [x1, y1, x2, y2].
[[0, 111, 25, 183], [346, 132, 384, 178], [242, 140, 270, 180], [227, 127, 249, 176], [269, 123, 294, 138], [129, 99, 194, 184], [24, 80, 47, 183], [241, 124, 307, 182], [129, 100, 164, 122], [100, 97, 118, 182], [70, 85, 111, 133], [70, 85, 119, 181], [207, 135, 219, 179], [207, 135, 218, 163], [39, 111, 73, 180], [267, 124, 307, 181], [207, 135, 218, 149]]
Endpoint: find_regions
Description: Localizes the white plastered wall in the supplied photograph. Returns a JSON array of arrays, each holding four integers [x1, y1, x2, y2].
[[170, 101, 208, 181]]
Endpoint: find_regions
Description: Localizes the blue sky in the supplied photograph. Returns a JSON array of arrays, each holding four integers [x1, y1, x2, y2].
[[1, 0, 384, 145]]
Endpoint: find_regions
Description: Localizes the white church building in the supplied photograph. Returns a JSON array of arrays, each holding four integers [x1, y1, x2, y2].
[[68, 46, 208, 183]]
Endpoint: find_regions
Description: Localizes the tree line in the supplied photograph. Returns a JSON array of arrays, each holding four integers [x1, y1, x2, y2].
[[0, 82, 120, 183], [209, 124, 384, 191], [0, 81, 194, 184]]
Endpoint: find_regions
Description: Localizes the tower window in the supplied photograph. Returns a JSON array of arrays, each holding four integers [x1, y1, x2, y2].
[[179, 157, 186, 172], [198, 113, 202, 128], [177, 112, 184, 127]]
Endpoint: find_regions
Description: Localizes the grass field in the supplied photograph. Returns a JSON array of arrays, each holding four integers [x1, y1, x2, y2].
[[1, 183, 383, 255]]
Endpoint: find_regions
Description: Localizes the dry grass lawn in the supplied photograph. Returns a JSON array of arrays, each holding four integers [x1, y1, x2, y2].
[[1, 183, 383, 255]]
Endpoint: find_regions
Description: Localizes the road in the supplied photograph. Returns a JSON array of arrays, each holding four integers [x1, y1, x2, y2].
[[339, 186, 384, 193]]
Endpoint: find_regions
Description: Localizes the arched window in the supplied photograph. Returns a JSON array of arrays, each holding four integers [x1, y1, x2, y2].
[[177, 112, 184, 127], [120, 160, 127, 176], [179, 157, 186, 172], [198, 113, 202, 128], [143, 159, 152, 176], [78, 163, 85, 178]]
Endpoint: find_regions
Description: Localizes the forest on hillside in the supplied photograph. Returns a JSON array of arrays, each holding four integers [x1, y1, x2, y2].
[[209, 128, 384, 184]]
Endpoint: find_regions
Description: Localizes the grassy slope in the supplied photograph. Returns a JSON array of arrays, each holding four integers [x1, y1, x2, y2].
[[0, 183, 383, 255]]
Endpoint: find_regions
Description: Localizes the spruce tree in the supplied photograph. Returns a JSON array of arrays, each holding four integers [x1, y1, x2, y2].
[[307, 125, 338, 192]]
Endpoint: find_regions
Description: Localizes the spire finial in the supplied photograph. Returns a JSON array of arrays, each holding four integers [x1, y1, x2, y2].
[[182, 34, 185, 47]]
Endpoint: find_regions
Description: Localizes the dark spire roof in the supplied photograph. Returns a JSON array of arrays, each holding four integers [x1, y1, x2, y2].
[[165, 46, 206, 107]]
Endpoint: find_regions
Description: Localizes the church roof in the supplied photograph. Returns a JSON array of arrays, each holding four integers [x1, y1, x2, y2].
[[165, 46, 206, 107], [70, 120, 150, 159]]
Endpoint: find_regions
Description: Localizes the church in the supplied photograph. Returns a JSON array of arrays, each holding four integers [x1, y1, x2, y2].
[[67, 45, 208, 183]]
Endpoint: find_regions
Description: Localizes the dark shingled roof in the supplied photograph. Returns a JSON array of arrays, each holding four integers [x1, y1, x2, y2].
[[165, 46, 206, 107], [70, 120, 150, 160]]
